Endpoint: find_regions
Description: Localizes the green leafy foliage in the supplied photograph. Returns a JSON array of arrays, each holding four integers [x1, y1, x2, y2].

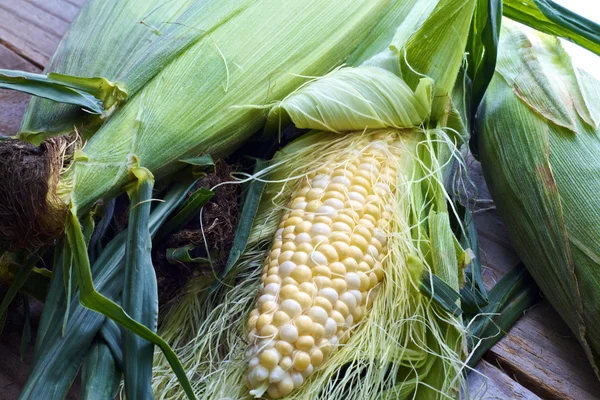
[[122, 168, 158, 399], [0, 253, 38, 334], [155, 189, 214, 244], [65, 200, 194, 399], [0, 69, 126, 114], [22, 178, 198, 400], [218, 159, 268, 281], [467, 0, 502, 114], [81, 340, 122, 400], [504, 0, 600, 56], [466, 264, 539, 367], [166, 245, 212, 265], [20, 295, 31, 360], [421, 273, 462, 317]]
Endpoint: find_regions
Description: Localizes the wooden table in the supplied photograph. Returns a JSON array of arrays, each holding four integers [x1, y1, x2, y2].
[[1, 1, 599, 399]]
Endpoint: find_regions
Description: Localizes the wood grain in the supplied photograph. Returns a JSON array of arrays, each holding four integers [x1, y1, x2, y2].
[[24, 0, 82, 23], [468, 360, 540, 400], [0, 0, 80, 136], [0, 45, 39, 136], [0, 0, 75, 66], [486, 302, 600, 400]]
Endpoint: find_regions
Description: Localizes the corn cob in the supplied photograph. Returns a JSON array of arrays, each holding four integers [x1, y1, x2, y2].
[[154, 128, 468, 400], [246, 133, 399, 397]]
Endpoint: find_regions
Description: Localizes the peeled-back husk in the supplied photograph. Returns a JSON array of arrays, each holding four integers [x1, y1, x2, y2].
[[478, 20, 600, 376], [21, 0, 476, 216], [3, 0, 477, 252]]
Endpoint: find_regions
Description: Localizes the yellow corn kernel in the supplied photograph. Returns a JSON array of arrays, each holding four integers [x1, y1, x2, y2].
[[246, 140, 397, 397]]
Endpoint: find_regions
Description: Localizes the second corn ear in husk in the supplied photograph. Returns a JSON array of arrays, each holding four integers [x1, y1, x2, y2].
[[0, 0, 391, 251], [478, 20, 600, 375]]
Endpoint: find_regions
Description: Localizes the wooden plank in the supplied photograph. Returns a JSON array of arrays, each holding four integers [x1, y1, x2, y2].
[[0, 0, 70, 38], [0, 0, 79, 66], [24, 0, 81, 23], [485, 302, 600, 400], [468, 360, 540, 399], [0, 6, 59, 66], [0, 0, 81, 135], [0, 45, 40, 137]]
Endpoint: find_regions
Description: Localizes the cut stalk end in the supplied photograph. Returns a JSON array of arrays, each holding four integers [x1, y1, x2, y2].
[[0, 137, 71, 251]]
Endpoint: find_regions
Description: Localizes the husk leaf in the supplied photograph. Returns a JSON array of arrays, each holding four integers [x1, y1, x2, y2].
[[52, 0, 392, 214]]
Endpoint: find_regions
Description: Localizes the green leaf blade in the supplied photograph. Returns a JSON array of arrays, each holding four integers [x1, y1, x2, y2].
[[22, 178, 198, 400], [0, 69, 104, 114], [155, 188, 214, 244], [81, 339, 122, 400], [220, 159, 268, 279], [122, 168, 157, 400], [0, 253, 38, 332], [504, 0, 600, 56]]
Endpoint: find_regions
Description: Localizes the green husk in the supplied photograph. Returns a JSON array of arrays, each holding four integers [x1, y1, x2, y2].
[[478, 19, 600, 376], [21, 0, 393, 216], [81, 339, 122, 400], [19, 0, 205, 139], [122, 167, 158, 399], [503, 0, 600, 56]]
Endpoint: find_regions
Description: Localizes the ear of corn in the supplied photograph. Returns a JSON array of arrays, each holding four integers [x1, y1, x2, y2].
[[478, 19, 600, 376], [154, 128, 469, 399], [153, 1, 476, 396], [245, 132, 407, 398], [21, 0, 393, 217]]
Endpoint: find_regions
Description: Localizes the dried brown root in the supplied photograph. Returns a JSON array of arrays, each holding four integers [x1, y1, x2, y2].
[[0, 137, 71, 251], [154, 160, 241, 307]]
